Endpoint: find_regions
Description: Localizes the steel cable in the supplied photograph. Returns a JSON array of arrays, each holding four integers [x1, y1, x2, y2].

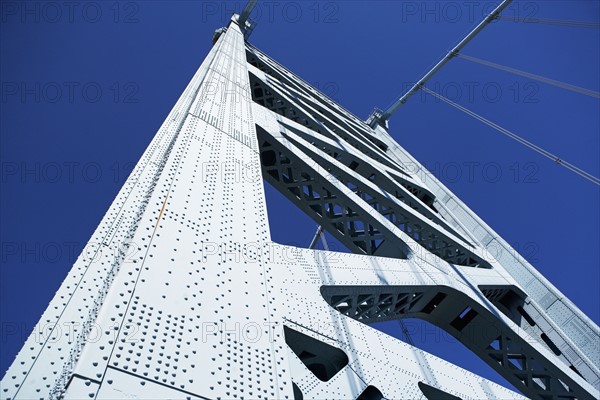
[[421, 86, 600, 186], [496, 15, 600, 29], [456, 53, 600, 99]]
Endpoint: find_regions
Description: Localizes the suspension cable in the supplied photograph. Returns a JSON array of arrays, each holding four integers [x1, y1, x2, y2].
[[398, 320, 414, 345], [308, 225, 330, 251], [497, 15, 600, 29], [308, 225, 323, 249], [367, 0, 513, 127], [421, 86, 600, 186], [456, 53, 600, 99], [319, 228, 330, 251]]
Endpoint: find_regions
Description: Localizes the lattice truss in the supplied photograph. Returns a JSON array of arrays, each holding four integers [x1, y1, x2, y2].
[[1, 14, 598, 400], [245, 33, 599, 400]]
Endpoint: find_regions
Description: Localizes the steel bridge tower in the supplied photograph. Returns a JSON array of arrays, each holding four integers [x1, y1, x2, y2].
[[1, 12, 598, 400]]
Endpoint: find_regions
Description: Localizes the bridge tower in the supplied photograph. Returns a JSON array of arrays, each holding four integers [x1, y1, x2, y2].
[[1, 12, 598, 400]]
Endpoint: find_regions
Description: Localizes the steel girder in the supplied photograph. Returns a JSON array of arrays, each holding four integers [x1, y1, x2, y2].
[[248, 38, 599, 398]]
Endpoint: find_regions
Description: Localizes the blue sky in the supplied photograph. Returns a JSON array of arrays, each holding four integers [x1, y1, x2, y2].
[[1, 0, 599, 393]]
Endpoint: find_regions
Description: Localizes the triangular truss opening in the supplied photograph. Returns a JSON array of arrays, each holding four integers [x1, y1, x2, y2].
[[263, 178, 352, 253]]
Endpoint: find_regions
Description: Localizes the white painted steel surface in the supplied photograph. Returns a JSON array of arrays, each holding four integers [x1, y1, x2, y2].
[[1, 14, 598, 400]]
